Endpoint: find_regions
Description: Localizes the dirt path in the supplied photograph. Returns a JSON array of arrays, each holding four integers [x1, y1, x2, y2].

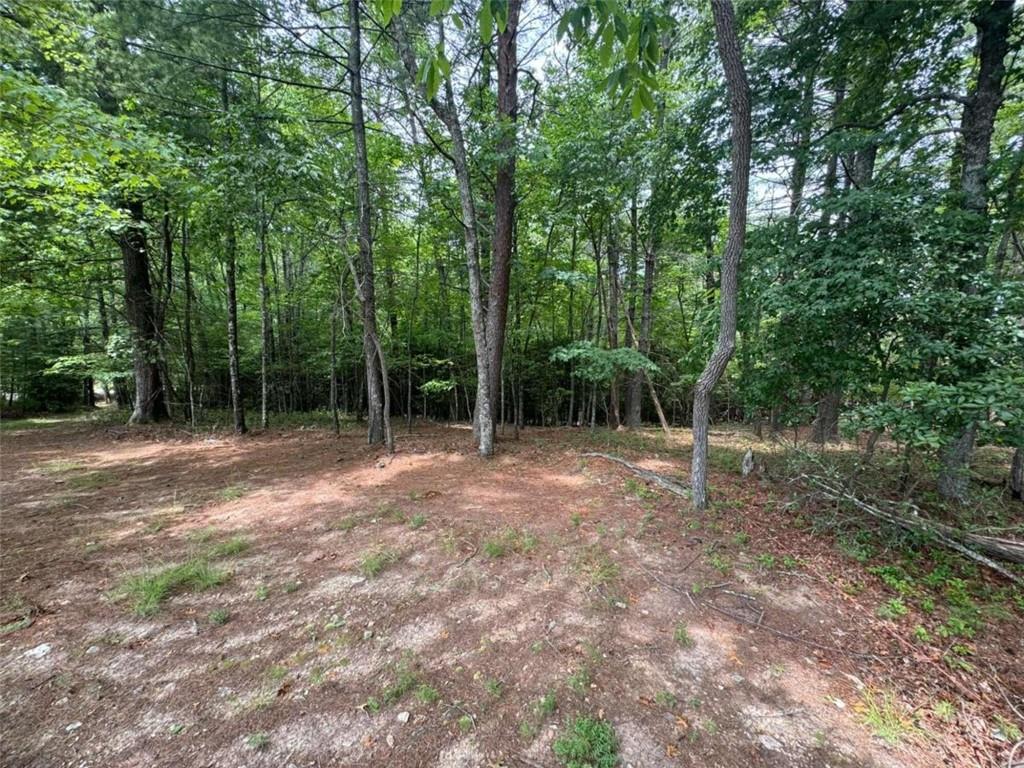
[[0, 421, 975, 767]]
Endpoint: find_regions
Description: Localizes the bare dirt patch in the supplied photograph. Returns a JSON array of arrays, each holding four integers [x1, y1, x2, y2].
[[0, 421, 1018, 767]]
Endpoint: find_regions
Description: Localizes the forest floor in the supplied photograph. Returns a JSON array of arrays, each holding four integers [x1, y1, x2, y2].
[[1, 415, 1021, 768]]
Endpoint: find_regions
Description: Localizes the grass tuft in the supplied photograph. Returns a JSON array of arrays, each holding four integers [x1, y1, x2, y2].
[[118, 559, 227, 616], [553, 716, 619, 768], [360, 548, 400, 578]]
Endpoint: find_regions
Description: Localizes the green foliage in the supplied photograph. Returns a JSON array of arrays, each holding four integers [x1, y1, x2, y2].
[[552, 716, 620, 768], [551, 342, 657, 385]]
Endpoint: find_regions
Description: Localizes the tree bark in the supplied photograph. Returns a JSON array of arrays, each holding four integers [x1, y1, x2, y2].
[[225, 222, 247, 434], [691, 0, 751, 510], [180, 216, 197, 428], [813, 390, 841, 444], [484, 0, 522, 439], [258, 195, 271, 429], [349, 0, 387, 446], [606, 225, 621, 429], [937, 0, 1013, 502], [1011, 448, 1022, 502], [119, 199, 168, 424]]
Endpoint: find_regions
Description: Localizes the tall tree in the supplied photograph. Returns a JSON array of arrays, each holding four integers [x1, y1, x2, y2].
[[691, 0, 751, 510], [348, 0, 390, 449]]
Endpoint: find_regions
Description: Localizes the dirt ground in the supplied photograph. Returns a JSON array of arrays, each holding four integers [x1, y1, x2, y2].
[[1, 418, 1021, 768]]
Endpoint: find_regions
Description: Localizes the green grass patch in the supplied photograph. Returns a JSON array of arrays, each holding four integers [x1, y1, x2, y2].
[[218, 485, 246, 502], [553, 716, 619, 768], [857, 689, 916, 745], [408, 513, 428, 530], [207, 536, 250, 558], [573, 544, 619, 588], [117, 559, 227, 616], [360, 548, 400, 578]]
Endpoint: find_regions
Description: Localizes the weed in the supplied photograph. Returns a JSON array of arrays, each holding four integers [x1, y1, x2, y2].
[[932, 700, 955, 721], [707, 553, 732, 575], [360, 548, 399, 578], [732, 531, 750, 547], [117, 559, 227, 616], [483, 539, 507, 558], [570, 512, 583, 528], [553, 716, 619, 768], [530, 640, 544, 653], [912, 625, 931, 643], [568, 667, 592, 694], [458, 714, 473, 731], [535, 691, 557, 717], [574, 544, 619, 588], [877, 598, 909, 620], [755, 553, 776, 570], [483, 527, 538, 558], [655, 691, 677, 708], [169, 723, 185, 735], [209, 609, 230, 626], [673, 622, 694, 648], [267, 664, 288, 681], [857, 689, 915, 745], [382, 656, 419, 705], [39, 459, 85, 475], [624, 478, 656, 500], [993, 714, 1022, 742], [208, 536, 250, 558], [188, 527, 218, 544], [282, 580, 301, 594], [331, 517, 360, 532], [364, 696, 382, 713], [441, 529, 459, 554], [416, 684, 439, 704], [69, 471, 115, 490], [409, 513, 427, 530], [519, 720, 538, 739], [254, 585, 269, 601], [781, 555, 801, 569], [378, 502, 406, 523], [245, 732, 269, 751], [219, 485, 246, 502], [484, 678, 503, 697]]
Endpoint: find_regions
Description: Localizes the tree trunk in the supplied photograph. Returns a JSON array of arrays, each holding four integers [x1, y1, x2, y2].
[[181, 216, 197, 428], [120, 199, 168, 424], [484, 0, 522, 440], [691, 0, 751, 511], [606, 226, 621, 429], [1011, 448, 1022, 502], [348, 0, 387, 447], [258, 195, 271, 429], [392, 15, 495, 455], [937, 0, 1013, 502], [225, 223, 247, 434], [813, 390, 841, 444]]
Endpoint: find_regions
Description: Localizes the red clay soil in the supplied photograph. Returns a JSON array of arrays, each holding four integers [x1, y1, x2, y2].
[[0, 420, 1020, 768]]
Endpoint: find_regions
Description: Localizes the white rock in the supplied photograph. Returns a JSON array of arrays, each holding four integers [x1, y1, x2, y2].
[[66, 722, 82, 732], [24, 643, 51, 659], [759, 734, 783, 751], [396, 711, 410, 724]]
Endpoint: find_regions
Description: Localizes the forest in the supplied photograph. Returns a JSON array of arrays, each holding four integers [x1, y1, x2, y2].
[[1, 0, 1023, 767]]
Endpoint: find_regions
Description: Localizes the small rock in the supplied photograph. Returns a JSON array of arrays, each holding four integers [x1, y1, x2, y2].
[[386, 733, 395, 748], [396, 711, 410, 724], [614, 601, 627, 610], [758, 734, 783, 752], [24, 643, 51, 659], [363, 630, 374, 641], [85, 645, 99, 655], [65, 722, 82, 733]]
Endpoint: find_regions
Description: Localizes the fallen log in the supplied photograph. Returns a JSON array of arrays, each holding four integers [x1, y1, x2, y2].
[[581, 452, 690, 498], [803, 473, 1024, 586]]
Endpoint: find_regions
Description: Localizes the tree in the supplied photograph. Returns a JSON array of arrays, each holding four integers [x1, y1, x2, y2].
[[690, 0, 750, 511]]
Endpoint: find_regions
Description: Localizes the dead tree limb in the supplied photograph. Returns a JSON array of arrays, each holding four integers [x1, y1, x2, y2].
[[804, 474, 1023, 586], [582, 452, 689, 498]]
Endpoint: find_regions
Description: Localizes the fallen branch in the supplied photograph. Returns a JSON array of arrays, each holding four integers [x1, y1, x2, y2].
[[804, 474, 1024, 586], [581, 452, 689, 498]]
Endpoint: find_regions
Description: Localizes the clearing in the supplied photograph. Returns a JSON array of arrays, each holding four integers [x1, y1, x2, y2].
[[0, 419, 1020, 767]]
